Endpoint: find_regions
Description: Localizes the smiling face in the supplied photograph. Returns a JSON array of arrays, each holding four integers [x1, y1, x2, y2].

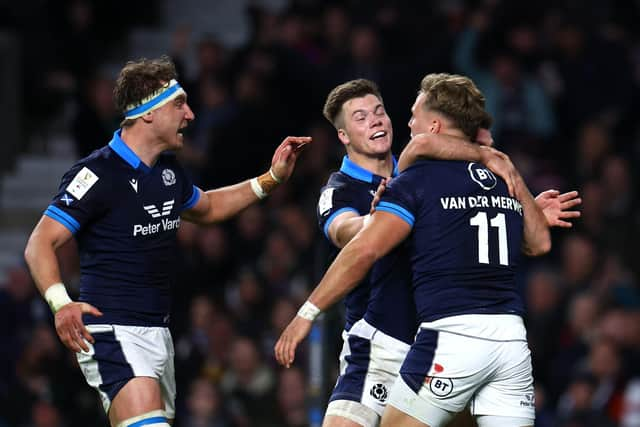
[[338, 94, 393, 158]]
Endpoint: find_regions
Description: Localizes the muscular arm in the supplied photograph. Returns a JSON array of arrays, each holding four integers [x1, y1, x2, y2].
[[309, 212, 411, 310], [181, 182, 259, 224], [25, 216, 102, 352], [328, 180, 387, 248], [398, 133, 518, 196], [398, 133, 481, 172], [24, 216, 73, 296], [182, 135, 310, 225], [516, 176, 552, 256], [275, 212, 410, 366]]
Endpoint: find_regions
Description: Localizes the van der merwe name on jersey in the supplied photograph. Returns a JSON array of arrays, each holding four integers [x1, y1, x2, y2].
[[133, 217, 181, 236], [440, 195, 523, 215]]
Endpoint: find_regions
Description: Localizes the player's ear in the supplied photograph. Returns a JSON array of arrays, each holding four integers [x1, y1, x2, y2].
[[337, 129, 350, 146], [140, 111, 154, 124], [430, 119, 441, 134]]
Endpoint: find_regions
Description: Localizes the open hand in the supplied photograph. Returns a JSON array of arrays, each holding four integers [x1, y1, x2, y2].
[[535, 190, 582, 228], [270, 136, 312, 182], [274, 315, 313, 368], [370, 178, 388, 214], [479, 146, 518, 197], [55, 302, 103, 353]]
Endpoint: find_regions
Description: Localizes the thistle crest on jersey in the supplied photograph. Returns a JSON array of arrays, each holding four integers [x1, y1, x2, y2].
[[162, 169, 176, 186]]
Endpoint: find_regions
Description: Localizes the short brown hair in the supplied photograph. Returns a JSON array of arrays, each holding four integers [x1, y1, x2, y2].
[[323, 79, 383, 129], [114, 56, 178, 127], [418, 73, 492, 139]]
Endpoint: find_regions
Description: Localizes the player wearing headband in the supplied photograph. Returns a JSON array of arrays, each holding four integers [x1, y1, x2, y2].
[[24, 56, 310, 427]]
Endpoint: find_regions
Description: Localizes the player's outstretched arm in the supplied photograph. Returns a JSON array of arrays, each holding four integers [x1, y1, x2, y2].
[[182, 136, 311, 224], [515, 176, 552, 256], [535, 190, 581, 228], [24, 217, 103, 352], [274, 212, 410, 367], [398, 131, 518, 196]]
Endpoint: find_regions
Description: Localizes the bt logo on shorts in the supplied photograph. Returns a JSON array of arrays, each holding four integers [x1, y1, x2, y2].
[[425, 376, 454, 398], [370, 383, 388, 402]]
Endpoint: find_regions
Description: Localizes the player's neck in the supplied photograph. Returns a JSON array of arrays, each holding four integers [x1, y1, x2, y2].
[[347, 151, 394, 177], [439, 128, 467, 140], [120, 127, 165, 167]]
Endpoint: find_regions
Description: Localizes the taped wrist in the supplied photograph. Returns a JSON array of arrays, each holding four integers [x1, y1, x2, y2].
[[44, 283, 72, 313], [297, 301, 321, 321], [251, 169, 282, 199]]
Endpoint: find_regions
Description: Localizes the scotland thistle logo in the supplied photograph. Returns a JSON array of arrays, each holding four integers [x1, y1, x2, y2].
[[370, 383, 388, 402]]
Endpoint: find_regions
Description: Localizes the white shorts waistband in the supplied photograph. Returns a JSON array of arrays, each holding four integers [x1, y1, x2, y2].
[[420, 314, 526, 341], [349, 318, 411, 353]]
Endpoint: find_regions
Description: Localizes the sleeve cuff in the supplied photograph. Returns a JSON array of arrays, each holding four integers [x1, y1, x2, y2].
[[44, 205, 81, 234], [182, 185, 201, 211], [376, 201, 415, 227], [323, 207, 359, 239]]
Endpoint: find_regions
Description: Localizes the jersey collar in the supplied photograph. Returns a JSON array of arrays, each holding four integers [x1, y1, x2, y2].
[[340, 155, 398, 183], [108, 129, 151, 173]]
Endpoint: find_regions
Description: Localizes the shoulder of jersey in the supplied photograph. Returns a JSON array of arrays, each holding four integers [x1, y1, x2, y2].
[[326, 170, 346, 185], [64, 149, 113, 200]]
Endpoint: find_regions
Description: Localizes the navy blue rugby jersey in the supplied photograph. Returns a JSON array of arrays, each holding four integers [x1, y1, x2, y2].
[[364, 241, 417, 344], [377, 160, 525, 323], [45, 130, 200, 327], [317, 155, 404, 331]]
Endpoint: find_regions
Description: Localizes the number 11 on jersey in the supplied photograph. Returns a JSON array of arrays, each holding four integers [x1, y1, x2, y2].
[[469, 211, 509, 266]]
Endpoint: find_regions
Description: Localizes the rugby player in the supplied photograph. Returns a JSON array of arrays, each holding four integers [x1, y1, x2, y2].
[[24, 56, 309, 427]]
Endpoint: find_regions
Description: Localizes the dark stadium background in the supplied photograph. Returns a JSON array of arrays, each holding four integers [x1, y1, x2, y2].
[[1, 1, 639, 426]]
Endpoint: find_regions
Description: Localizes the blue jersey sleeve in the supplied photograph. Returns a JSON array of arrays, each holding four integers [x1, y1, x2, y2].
[[44, 161, 108, 234], [163, 155, 199, 212], [377, 169, 423, 228], [317, 184, 359, 240]]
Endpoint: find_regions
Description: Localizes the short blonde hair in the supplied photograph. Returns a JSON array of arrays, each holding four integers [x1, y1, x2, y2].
[[418, 73, 492, 139]]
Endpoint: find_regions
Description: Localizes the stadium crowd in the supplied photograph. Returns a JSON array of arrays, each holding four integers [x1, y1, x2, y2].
[[1, 1, 640, 426]]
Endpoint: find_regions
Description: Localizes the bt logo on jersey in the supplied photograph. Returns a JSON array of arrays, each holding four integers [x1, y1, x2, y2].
[[468, 162, 497, 190]]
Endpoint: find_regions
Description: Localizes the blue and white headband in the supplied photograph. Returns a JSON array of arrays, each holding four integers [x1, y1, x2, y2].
[[124, 79, 186, 119]]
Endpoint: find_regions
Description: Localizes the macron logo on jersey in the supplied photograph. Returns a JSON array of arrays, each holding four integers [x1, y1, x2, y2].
[[143, 200, 175, 218]]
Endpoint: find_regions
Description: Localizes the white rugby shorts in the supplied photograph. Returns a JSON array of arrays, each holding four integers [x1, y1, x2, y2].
[[76, 324, 176, 418], [388, 314, 535, 425], [328, 318, 411, 418]]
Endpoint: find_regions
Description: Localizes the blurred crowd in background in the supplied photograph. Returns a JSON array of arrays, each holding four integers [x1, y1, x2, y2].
[[1, 0, 640, 426]]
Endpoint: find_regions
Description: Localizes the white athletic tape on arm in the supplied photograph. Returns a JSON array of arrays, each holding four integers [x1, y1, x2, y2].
[[297, 300, 321, 321], [250, 177, 268, 199], [44, 283, 72, 313], [269, 168, 282, 183]]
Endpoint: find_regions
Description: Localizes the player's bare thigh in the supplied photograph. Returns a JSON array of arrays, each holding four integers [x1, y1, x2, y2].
[[380, 405, 431, 427], [323, 415, 372, 427], [108, 377, 166, 426]]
